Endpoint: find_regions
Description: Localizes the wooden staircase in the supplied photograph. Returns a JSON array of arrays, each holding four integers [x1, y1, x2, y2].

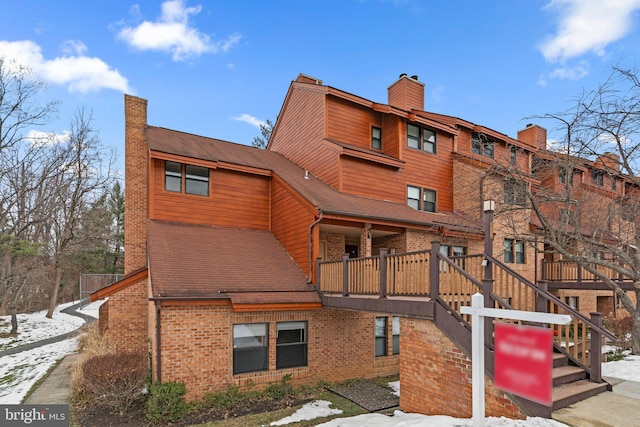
[[551, 352, 610, 411]]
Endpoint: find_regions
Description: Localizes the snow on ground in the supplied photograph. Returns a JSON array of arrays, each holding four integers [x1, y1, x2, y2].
[[0, 300, 638, 426], [0, 301, 84, 351], [0, 338, 79, 404], [0, 299, 104, 404]]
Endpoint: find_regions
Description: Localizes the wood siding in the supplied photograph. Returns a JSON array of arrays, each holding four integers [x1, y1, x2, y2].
[[326, 96, 381, 150], [400, 126, 455, 212], [270, 85, 341, 189], [150, 158, 270, 230], [341, 157, 403, 202], [270, 176, 317, 276]]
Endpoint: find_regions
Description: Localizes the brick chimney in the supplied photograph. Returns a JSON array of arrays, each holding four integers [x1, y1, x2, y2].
[[124, 94, 149, 274], [517, 124, 547, 150], [388, 73, 425, 111], [599, 152, 620, 172]]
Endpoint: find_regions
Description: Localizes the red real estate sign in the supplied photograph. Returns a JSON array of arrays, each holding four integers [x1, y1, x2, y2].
[[494, 322, 553, 405]]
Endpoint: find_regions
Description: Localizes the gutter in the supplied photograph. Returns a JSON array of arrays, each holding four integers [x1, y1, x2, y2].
[[308, 211, 323, 283]]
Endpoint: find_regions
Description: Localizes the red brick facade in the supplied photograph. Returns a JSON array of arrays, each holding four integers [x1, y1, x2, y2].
[[400, 317, 524, 419]]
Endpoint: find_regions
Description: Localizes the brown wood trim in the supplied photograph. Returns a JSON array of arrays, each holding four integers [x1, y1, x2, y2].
[[231, 302, 322, 312], [149, 151, 219, 169], [336, 145, 405, 169], [216, 161, 272, 176], [321, 295, 434, 318], [90, 268, 148, 301], [155, 299, 231, 307], [546, 281, 635, 291]]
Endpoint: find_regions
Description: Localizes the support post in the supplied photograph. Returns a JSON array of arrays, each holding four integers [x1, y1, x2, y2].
[[342, 253, 350, 297], [315, 257, 323, 291], [483, 200, 495, 282], [430, 241, 441, 301], [541, 260, 547, 281], [590, 312, 603, 383], [470, 293, 485, 427], [379, 248, 388, 299], [536, 281, 548, 313]]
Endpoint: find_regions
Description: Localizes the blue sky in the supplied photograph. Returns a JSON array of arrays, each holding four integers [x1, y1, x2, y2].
[[2, 0, 640, 177]]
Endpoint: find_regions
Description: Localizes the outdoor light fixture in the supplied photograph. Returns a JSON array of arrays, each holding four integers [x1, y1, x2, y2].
[[483, 200, 495, 212]]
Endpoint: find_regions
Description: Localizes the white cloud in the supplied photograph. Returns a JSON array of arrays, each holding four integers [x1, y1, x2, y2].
[[118, 0, 241, 61], [26, 130, 70, 147], [0, 40, 131, 94], [548, 62, 590, 80], [233, 114, 265, 128], [539, 0, 640, 62]]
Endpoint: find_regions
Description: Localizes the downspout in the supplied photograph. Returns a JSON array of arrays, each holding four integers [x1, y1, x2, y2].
[[154, 300, 162, 382], [308, 210, 323, 284]]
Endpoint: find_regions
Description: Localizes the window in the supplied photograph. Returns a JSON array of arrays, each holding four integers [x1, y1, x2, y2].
[[591, 170, 604, 186], [509, 146, 517, 166], [392, 316, 400, 355], [276, 321, 307, 369], [423, 189, 436, 212], [504, 179, 526, 206], [558, 168, 573, 186], [164, 161, 209, 196], [471, 132, 494, 159], [371, 126, 382, 150], [165, 161, 182, 192], [504, 239, 525, 264], [612, 177, 617, 190], [565, 296, 579, 310], [407, 185, 437, 212], [375, 317, 387, 357], [233, 323, 268, 374], [407, 123, 436, 154], [440, 245, 467, 271]]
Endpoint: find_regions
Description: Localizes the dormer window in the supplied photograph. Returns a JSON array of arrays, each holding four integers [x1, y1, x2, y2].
[[164, 161, 209, 196], [372, 126, 382, 150], [472, 132, 494, 159], [591, 170, 604, 186], [407, 123, 436, 154], [407, 185, 436, 212]]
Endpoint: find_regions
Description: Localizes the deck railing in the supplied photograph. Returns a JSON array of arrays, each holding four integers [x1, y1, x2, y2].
[[542, 259, 627, 282]]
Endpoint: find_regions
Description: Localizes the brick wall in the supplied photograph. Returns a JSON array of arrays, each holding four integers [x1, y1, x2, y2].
[[124, 95, 148, 274], [400, 317, 525, 419], [156, 305, 399, 401], [104, 279, 149, 354]]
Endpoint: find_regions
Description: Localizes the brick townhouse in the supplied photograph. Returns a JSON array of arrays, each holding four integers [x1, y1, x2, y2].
[[92, 73, 636, 418]]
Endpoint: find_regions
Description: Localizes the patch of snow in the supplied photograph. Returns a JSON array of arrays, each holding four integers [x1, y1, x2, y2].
[[78, 298, 107, 319], [602, 355, 640, 381], [0, 337, 79, 404], [388, 380, 400, 397], [270, 400, 342, 426], [315, 410, 570, 426]]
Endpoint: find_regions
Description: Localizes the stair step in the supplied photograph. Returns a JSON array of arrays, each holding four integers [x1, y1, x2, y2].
[[552, 380, 609, 410], [553, 353, 568, 368], [553, 365, 586, 386]]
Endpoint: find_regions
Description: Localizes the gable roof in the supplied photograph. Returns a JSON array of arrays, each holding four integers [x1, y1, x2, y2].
[[146, 220, 321, 306], [89, 267, 148, 302], [146, 126, 483, 236]]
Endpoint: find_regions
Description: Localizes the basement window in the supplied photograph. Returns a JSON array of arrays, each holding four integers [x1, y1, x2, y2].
[[392, 316, 400, 355], [233, 323, 268, 374], [276, 321, 308, 369], [375, 317, 387, 357]]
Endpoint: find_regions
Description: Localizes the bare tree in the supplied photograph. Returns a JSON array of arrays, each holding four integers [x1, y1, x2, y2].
[[501, 66, 640, 353], [252, 119, 274, 149], [42, 108, 116, 318]]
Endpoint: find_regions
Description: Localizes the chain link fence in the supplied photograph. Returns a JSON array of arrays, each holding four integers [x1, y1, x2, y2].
[[79, 274, 124, 300]]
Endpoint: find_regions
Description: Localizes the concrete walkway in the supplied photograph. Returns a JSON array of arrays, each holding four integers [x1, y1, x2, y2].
[[552, 376, 640, 427], [25, 353, 82, 404]]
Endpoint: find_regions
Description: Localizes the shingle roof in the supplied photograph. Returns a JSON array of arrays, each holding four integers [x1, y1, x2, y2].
[[146, 126, 482, 235], [147, 220, 320, 304]]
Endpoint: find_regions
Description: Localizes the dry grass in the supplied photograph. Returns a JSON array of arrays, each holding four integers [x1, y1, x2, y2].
[[70, 322, 113, 397]]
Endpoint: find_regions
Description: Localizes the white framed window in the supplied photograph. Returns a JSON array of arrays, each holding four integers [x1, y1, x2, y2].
[[392, 316, 400, 355], [233, 323, 268, 374], [164, 161, 182, 192], [372, 126, 382, 150], [276, 321, 308, 369], [407, 123, 436, 154], [504, 239, 525, 264], [407, 185, 436, 212]]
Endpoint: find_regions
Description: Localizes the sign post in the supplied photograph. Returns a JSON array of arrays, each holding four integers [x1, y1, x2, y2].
[[460, 293, 571, 427]]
